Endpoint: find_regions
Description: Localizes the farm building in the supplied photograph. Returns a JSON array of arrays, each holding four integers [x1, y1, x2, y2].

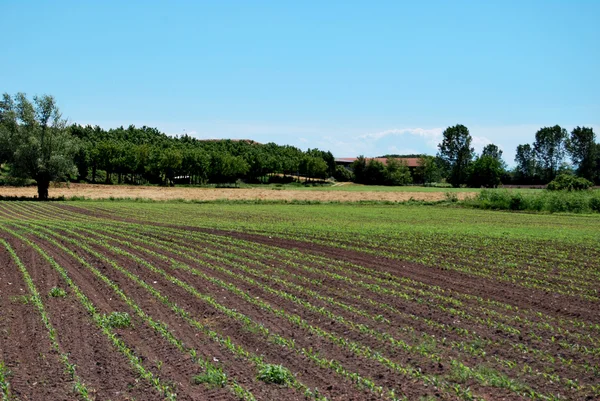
[[334, 157, 421, 173]]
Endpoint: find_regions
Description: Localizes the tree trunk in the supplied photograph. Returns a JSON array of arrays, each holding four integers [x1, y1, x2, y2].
[[37, 179, 50, 201]]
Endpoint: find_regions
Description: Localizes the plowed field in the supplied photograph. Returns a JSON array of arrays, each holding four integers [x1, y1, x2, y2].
[[0, 202, 598, 401]]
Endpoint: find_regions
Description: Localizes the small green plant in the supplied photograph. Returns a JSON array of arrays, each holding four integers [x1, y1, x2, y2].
[[0, 360, 12, 399], [102, 312, 132, 329], [257, 364, 293, 384], [193, 364, 227, 388], [9, 295, 30, 304], [444, 192, 458, 202], [49, 287, 67, 297]]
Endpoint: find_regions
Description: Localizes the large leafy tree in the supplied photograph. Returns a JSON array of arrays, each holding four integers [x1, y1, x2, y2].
[[469, 144, 506, 188], [350, 156, 367, 184], [299, 155, 328, 181], [481, 144, 504, 162], [0, 93, 78, 200], [413, 155, 441, 184], [533, 125, 567, 182], [514, 144, 537, 184], [384, 158, 412, 185], [469, 155, 504, 188], [566, 126, 597, 182], [437, 124, 474, 187]]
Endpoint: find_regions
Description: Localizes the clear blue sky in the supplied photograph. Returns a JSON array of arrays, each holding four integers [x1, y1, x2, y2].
[[2, 1, 599, 164]]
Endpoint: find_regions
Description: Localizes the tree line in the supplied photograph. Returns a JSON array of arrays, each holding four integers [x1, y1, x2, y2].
[[345, 124, 599, 188], [68, 124, 335, 186], [0, 93, 335, 199], [1, 93, 598, 199], [432, 124, 599, 188]]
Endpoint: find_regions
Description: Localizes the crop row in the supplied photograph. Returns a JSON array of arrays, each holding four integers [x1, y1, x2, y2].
[[5, 220, 400, 401], [71, 202, 600, 298], [3, 202, 596, 392], [1, 203, 599, 399], [19, 219, 586, 399], [93, 220, 599, 394], [8, 202, 600, 365], [1, 238, 94, 400]]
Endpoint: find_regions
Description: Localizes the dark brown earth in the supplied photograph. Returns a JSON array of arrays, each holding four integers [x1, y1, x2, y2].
[[0, 241, 76, 401], [0, 203, 598, 400]]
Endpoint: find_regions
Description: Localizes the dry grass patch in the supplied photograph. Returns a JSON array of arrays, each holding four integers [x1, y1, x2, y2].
[[0, 183, 476, 202]]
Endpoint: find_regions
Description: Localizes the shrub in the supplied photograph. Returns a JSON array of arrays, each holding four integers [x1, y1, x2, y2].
[[468, 189, 600, 213], [590, 195, 600, 212], [193, 364, 227, 388], [444, 192, 459, 203], [508, 193, 526, 211], [257, 364, 293, 384], [333, 165, 354, 182], [547, 174, 593, 191], [102, 312, 132, 329], [48, 287, 67, 297]]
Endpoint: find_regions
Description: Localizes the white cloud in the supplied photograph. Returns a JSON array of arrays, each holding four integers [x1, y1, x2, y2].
[[386, 146, 421, 155], [359, 127, 444, 148], [471, 136, 493, 152]]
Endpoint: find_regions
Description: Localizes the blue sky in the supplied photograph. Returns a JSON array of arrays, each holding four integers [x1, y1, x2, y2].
[[2, 1, 599, 165]]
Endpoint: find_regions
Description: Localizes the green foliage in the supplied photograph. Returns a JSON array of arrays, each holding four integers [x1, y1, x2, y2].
[[514, 144, 539, 184], [158, 148, 183, 185], [546, 174, 593, 191], [193, 364, 227, 388], [437, 124, 474, 187], [384, 158, 412, 186], [468, 155, 504, 188], [0, 93, 79, 199], [566, 126, 597, 182], [533, 125, 568, 182], [472, 189, 600, 213], [64, 124, 336, 186], [351, 157, 413, 186], [48, 287, 67, 297], [333, 165, 354, 182], [102, 311, 132, 329], [480, 144, 503, 162], [299, 155, 328, 181], [413, 156, 441, 184], [257, 364, 293, 384]]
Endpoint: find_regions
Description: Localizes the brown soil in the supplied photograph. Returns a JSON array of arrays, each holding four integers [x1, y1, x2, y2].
[[1, 203, 599, 400], [45, 229, 387, 401], [0, 242, 75, 401], [0, 183, 475, 202], [88, 224, 599, 393]]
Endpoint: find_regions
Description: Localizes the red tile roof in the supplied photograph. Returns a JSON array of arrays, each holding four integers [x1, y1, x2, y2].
[[335, 157, 421, 167]]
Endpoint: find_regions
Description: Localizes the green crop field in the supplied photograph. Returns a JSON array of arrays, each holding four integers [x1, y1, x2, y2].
[[0, 201, 599, 401]]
